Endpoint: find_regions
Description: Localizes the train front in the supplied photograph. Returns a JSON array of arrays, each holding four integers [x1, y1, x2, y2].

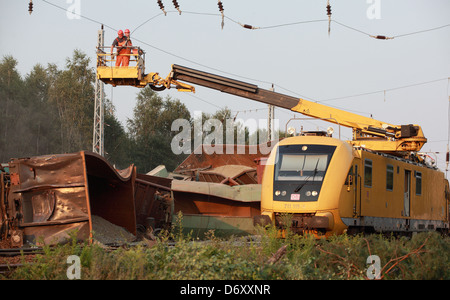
[[259, 134, 354, 237]]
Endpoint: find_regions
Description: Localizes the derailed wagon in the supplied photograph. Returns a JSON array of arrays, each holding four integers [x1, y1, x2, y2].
[[0, 152, 137, 247], [0, 145, 270, 248]]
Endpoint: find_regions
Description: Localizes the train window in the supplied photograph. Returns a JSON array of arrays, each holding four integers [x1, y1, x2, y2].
[[276, 154, 328, 181], [272, 145, 336, 202], [386, 164, 394, 191], [364, 159, 372, 188], [415, 171, 422, 195]]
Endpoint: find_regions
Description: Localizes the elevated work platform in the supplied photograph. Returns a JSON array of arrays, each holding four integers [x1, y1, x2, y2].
[[96, 46, 194, 92]]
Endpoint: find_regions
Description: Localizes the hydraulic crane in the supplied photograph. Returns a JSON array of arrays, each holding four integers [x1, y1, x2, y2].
[[166, 65, 427, 155], [96, 51, 427, 157]]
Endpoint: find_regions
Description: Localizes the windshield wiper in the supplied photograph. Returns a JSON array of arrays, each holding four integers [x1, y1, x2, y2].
[[294, 158, 320, 193]]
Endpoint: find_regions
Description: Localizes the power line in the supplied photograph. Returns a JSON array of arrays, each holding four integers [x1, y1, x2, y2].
[[40, 0, 118, 32], [38, 0, 449, 112], [393, 23, 450, 38], [39, 0, 450, 40], [320, 77, 449, 102]]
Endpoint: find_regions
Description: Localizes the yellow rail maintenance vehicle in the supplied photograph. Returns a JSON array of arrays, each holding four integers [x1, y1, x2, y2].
[[262, 130, 449, 237], [96, 48, 450, 238]]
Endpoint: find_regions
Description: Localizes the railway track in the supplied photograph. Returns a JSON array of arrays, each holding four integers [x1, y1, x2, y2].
[[0, 247, 43, 276], [0, 247, 44, 256], [0, 263, 22, 275]]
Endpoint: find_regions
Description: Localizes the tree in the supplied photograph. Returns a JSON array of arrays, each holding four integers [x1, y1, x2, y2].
[[23, 64, 60, 155], [0, 56, 28, 160], [127, 86, 191, 173], [104, 99, 132, 169], [47, 49, 95, 153], [0, 50, 128, 164]]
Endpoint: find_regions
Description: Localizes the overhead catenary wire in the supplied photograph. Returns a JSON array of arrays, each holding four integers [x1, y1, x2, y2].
[[38, 0, 449, 121], [320, 77, 450, 102], [38, 1, 277, 89], [33, 0, 450, 173], [40, 0, 118, 32], [38, 0, 450, 40]]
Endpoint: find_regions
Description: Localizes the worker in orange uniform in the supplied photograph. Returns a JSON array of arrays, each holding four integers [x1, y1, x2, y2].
[[111, 29, 132, 67], [122, 29, 133, 67]]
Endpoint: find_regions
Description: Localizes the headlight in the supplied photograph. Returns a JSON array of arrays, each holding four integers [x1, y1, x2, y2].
[[312, 191, 318, 196], [305, 191, 311, 196], [275, 190, 281, 196]]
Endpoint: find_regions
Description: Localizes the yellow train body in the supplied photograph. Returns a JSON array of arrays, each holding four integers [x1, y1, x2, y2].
[[261, 135, 450, 237]]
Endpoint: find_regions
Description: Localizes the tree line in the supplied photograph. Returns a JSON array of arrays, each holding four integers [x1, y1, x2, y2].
[[0, 50, 272, 174]]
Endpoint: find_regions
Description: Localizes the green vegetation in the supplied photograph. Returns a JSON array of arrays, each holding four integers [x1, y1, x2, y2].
[[3, 224, 449, 280], [0, 53, 277, 173], [0, 52, 192, 172]]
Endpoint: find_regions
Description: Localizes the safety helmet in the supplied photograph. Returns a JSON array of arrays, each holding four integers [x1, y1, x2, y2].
[[124, 29, 130, 34], [118, 30, 123, 36]]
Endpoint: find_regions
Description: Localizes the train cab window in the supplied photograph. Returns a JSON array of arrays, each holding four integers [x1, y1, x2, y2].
[[364, 159, 372, 188], [273, 144, 336, 202], [276, 154, 329, 181], [274, 145, 335, 182], [386, 164, 394, 191], [415, 171, 422, 195]]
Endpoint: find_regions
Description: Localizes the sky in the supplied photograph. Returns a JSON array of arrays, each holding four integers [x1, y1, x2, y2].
[[1, 0, 449, 172]]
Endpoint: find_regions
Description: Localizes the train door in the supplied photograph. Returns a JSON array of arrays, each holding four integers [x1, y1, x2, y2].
[[404, 170, 411, 217]]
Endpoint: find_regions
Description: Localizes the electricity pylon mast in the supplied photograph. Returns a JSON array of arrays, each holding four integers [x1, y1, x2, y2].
[[93, 25, 105, 156], [267, 84, 275, 142]]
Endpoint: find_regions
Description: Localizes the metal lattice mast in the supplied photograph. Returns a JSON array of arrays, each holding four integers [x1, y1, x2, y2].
[[267, 84, 275, 142], [93, 26, 105, 156]]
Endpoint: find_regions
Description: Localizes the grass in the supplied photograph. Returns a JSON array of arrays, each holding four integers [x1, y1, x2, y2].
[[2, 221, 449, 280]]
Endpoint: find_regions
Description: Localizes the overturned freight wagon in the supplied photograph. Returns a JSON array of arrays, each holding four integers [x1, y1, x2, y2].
[[0, 144, 274, 247], [0, 152, 137, 247], [163, 144, 273, 237]]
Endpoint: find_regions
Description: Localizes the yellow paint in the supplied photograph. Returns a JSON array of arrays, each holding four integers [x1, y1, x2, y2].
[[290, 98, 427, 153], [96, 53, 195, 92]]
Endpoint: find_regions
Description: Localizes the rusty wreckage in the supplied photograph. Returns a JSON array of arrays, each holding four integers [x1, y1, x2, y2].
[[0, 145, 271, 248]]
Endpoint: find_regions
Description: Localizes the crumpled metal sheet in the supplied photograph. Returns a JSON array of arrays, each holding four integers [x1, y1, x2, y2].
[[1, 151, 136, 248], [174, 144, 273, 174], [134, 173, 173, 231], [171, 180, 261, 217], [161, 144, 273, 219]]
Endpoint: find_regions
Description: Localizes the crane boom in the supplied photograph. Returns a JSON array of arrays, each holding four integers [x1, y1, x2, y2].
[[95, 44, 427, 155], [168, 64, 427, 154]]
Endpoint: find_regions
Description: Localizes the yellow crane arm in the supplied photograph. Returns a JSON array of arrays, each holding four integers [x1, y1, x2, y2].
[[168, 64, 427, 153], [291, 98, 427, 152], [291, 99, 395, 133], [95, 49, 427, 154]]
